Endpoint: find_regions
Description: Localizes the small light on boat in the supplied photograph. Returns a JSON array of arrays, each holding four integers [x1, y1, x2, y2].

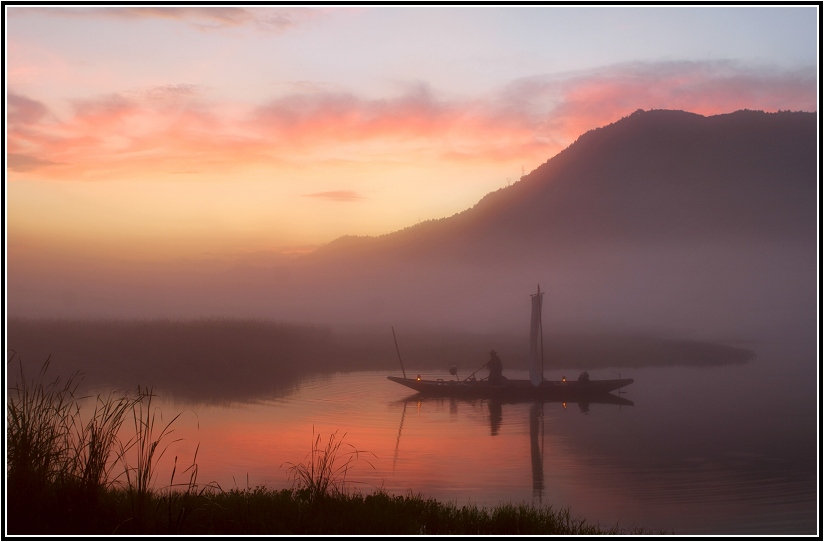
[[562, 376, 566, 382], [416, 375, 421, 381], [562, 402, 567, 409]]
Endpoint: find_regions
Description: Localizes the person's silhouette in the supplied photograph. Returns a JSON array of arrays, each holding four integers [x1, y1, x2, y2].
[[487, 350, 504, 385]]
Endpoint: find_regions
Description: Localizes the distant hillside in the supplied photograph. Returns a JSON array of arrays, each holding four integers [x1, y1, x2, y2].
[[279, 109, 816, 337], [308, 109, 816, 264]]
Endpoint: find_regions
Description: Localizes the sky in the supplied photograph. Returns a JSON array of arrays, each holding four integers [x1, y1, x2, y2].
[[6, 5, 819, 263]]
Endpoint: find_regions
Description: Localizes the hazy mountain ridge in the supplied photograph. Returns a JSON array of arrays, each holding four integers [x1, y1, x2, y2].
[[308, 109, 816, 265]]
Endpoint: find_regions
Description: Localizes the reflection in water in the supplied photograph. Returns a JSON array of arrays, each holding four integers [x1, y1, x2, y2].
[[488, 401, 502, 436], [393, 393, 632, 508], [395, 393, 633, 412], [529, 402, 545, 502], [393, 401, 408, 472]]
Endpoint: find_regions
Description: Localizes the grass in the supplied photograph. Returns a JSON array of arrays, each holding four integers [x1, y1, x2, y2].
[[117, 385, 191, 533], [7, 353, 81, 533], [8, 484, 660, 535], [283, 428, 376, 503], [5, 355, 201, 534], [6, 355, 664, 535]]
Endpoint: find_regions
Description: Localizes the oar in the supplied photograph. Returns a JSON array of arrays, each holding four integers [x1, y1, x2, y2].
[[391, 326, 407, 379], [463, 360, 489, 382]]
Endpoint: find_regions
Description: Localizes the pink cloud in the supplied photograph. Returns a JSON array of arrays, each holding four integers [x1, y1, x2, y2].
[[6, 61, 816, 179], [7, 92, 49, 124], [248, 84, 537, 159], [7, 153, 61, 172], [528, 61, 817, 143]]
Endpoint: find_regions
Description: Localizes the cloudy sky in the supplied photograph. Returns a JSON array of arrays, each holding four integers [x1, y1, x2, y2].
[[6, 5, 818, 263]]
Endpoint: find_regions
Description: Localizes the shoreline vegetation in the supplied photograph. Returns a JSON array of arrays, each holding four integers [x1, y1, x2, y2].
[[7, 357, 663, 535], [8, 318, 754, 403]]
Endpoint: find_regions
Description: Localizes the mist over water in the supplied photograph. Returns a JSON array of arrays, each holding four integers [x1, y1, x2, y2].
[[8, 318, 760, 404], [9, 111, 817, 342], [7, 239, 815, 342]]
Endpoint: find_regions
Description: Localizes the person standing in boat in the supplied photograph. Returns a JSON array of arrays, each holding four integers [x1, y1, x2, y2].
[[487, 350, 504, 385]]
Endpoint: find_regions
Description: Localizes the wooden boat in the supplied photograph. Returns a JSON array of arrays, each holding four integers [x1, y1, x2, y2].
[[387, 374, 634, 400], [388, 285, 634, 400]]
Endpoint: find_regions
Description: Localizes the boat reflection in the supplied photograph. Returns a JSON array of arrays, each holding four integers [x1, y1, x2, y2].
[[391, 393, 633, 503], [489, 400, 503, 435], [392, 392, 633, 412], [530, 402, 544, 501]]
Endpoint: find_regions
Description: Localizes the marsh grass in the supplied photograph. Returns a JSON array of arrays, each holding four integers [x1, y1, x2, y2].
[[7, 353, 79, 503], [59, 387, 142, 529], [283, 428, 376, 503], [117, 386, 182, 531], [103, 486, 660, 535], [6, 357, 200, 534]]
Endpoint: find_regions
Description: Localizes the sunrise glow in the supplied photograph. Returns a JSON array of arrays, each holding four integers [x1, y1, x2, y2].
[[6, 6, 817, 264]]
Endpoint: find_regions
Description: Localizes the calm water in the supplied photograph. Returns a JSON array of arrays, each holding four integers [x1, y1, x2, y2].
[[128, 336, 816, 535]]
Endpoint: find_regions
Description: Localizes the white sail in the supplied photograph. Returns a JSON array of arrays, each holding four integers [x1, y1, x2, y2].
[[529, 285, 544, 387]]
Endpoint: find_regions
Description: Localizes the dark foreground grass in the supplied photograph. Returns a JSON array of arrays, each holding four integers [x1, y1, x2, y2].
[[10, 484, 656, 535], [7, 356, 661, 535]]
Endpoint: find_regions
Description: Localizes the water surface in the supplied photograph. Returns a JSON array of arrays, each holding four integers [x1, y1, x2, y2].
[[137, 336, 816, 535]]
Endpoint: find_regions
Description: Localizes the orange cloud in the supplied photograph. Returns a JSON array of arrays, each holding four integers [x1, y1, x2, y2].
[[7, 61, 816, 181]]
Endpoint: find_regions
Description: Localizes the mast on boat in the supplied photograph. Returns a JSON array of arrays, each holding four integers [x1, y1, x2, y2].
[[529, 284, 545, 387]]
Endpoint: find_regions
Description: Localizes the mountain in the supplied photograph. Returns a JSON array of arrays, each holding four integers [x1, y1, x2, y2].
[[309, 109, 816, 264], [280, 109, 816, 337]]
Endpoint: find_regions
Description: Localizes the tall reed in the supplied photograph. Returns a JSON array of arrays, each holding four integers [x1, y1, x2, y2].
[[117, 386, 185, 532], [65, 390, 141, 504], [163, 443, 219, 533], [283, 429, 375, 503], [7, 356, 199, 534], [7, 354, 78, 500]]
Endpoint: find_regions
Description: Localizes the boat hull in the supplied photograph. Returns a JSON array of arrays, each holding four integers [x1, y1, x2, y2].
[[387, 376, 633, 400]]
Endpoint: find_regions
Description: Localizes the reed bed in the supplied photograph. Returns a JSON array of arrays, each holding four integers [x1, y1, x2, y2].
[[6, 355, 662, 535], [8, 318, 754, 404], [6, 355, 206, 534]]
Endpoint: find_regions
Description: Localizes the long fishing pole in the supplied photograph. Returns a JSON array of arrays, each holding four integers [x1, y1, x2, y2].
[[391, 326, 407, 379], [539, 286, 544, 382]]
